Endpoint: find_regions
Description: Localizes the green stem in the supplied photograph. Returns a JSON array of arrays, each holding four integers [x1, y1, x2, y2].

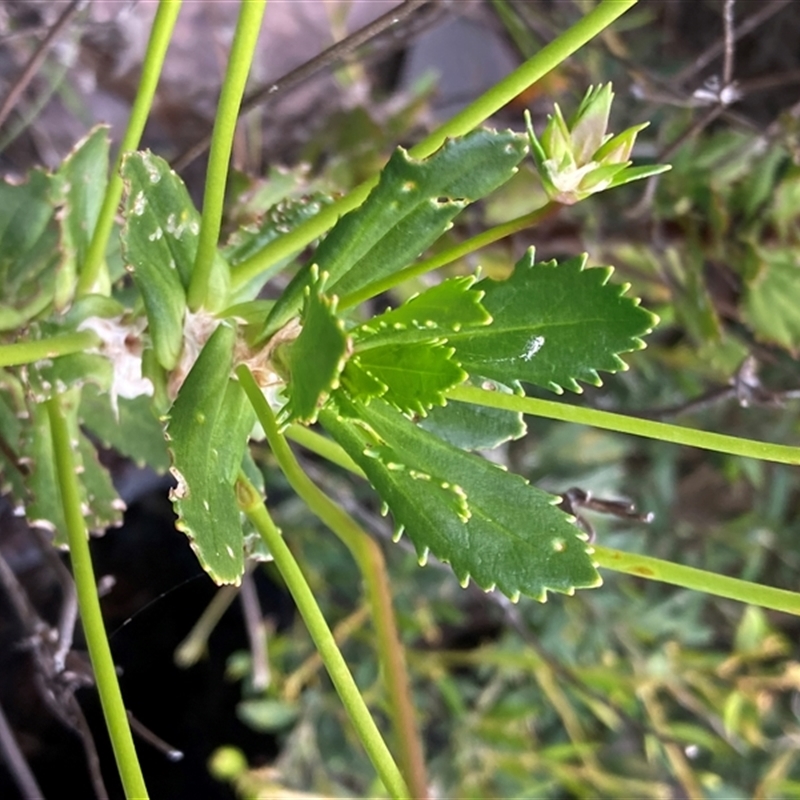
[[46, 396, 148, 799], [593, 546, 800, 616], [234, 474, 411, 799], [229, 0, 638, 296], [0, 330, 99, 368], [448, 385, 800, 466], [285, 422, 364, 477], [238, 366, 427, 798], [339, 202, 559, 310], [78, 0, 182, 298], [187, 0, 268, 311]]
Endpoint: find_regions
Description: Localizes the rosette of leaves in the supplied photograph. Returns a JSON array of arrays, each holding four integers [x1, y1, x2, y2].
[[119, 125, 656, 600]]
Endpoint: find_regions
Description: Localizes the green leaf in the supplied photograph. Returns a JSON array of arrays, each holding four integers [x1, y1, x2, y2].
[[449, 250, 657, 393], [22, 388, 123, 543], [51, 125, 110, 309], [342, 276, 486, 414], [224, 190, 333, 303], [743, 247, 800, 353], [279, 267, 349, 425], [236, 698, 299, 733], [346, 340, 466, 417], [80, 383, 169, 473], [121, 151, 233, 368], [320, 396, 599, 601], [77, 428, 125, 533], [24, 329, 112, 402], [121, 152, 191, 370], [166, 323, 254, 584], [0, 168, 58, 331], [351, 276, 491, 344], [0, 375, 30, 502], [420, 378, 526, 450], [264, 129, 528, 335]]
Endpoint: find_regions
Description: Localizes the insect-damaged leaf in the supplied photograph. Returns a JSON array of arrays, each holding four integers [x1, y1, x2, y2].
[[121, 151, 230, 370], [21, 388, 123, 543], [80, 384, 170, 473], [449, 250, 658, 393], [167, 324, 255, 584], [320, 396, 599, 601], [264, 129, 528, 335]]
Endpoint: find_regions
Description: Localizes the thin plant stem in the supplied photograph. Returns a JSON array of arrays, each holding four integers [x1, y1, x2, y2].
[[285, 422, 364, 477], [339, 202, 559, 310], [234, 473, 411, 800], [593, 546, 800, 617], [174, 584, 240, 668], [283, 604, 371, 702], [237, 365, 428, 798], [187, 0, 268, 312], [448, 385, 800, 466], [0, 330, 99, 368], [230, 0, 639, 300], [46, 395, 148, 799], [78, 0, 182, 298], [172, 0, 433, 172]]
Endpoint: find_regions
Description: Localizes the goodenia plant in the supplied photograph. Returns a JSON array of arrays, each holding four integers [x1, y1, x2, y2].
[[2, 1, 800, 798]]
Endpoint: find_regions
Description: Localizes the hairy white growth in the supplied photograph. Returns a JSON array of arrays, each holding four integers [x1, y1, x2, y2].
[[78, 315, 153, 415]]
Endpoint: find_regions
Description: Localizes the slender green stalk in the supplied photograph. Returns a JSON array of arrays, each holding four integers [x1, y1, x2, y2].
[[78, 0, 182, 298], [230, 0, 638, 294], [448, 385, 800, 466], [187, 0, 268, 311], [593, 546, 800, 616], [339, 202, 559, 310], [285, 422, 365, 477], [46, 396, 148, 798], [234, 474, 411, 799], [238, 366, 427, 798], [174, 584, 240, 668], [0, 330, 99, 368]]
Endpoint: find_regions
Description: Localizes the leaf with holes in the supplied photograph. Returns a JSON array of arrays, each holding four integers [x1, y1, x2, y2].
[[449, 249, 657, 393], [320, 396, 599, 601], [167, 324, 255, 584]]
